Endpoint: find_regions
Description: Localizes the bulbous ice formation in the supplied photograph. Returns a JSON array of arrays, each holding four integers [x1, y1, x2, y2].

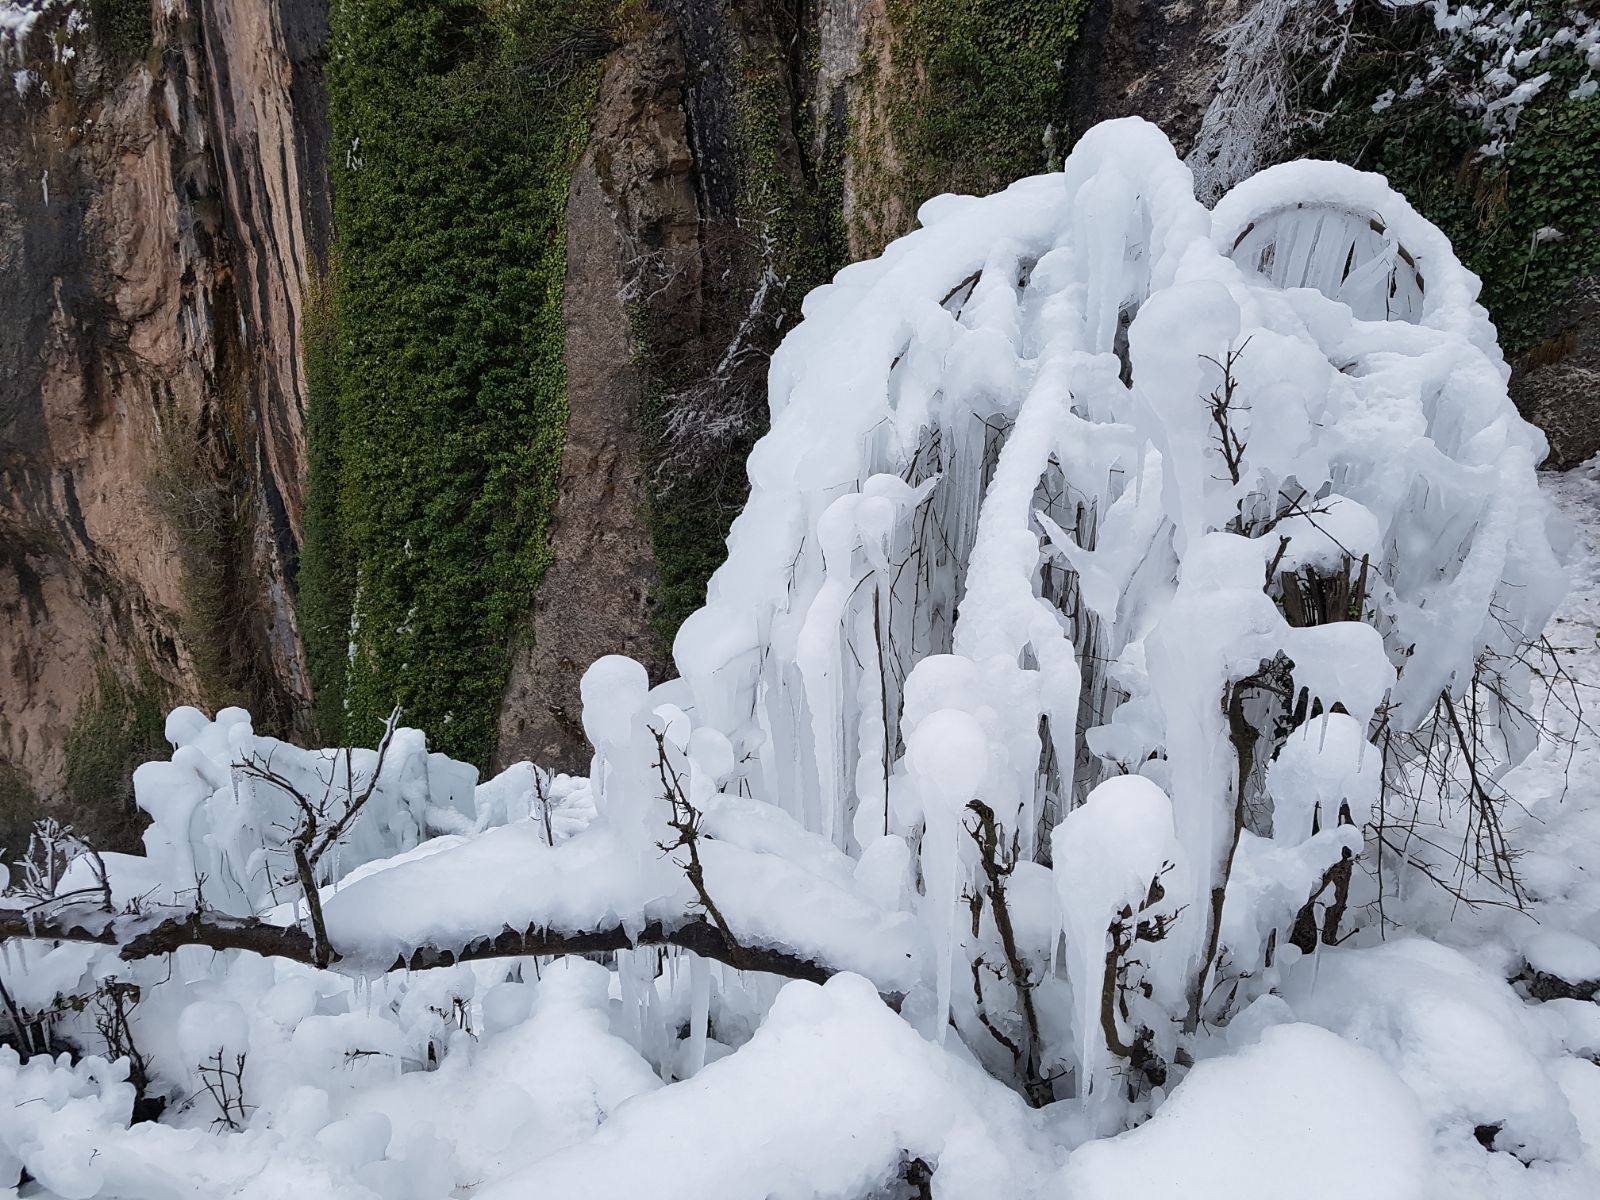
[[668, 116, 1558, 840], [638, 116, 1562, 1081]]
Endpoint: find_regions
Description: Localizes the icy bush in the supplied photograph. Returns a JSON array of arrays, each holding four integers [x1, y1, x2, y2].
[[660, 116, 1562, 1102], [133, 705, 586, 915]]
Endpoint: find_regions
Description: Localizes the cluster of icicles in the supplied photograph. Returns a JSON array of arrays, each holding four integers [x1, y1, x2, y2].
[[584, 118, 1565, 1113]]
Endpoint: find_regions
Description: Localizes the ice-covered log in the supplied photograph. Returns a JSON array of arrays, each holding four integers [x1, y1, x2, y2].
[[317, 822, 919, 992], [0, 801, 918, 995]]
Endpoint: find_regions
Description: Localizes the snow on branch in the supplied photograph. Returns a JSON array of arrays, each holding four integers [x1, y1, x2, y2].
[[0, 902, 861, 992]]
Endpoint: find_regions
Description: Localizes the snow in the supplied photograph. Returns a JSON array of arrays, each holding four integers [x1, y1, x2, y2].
[[1286, 939, 1587, 1169], [315, 813, 920, 992], [1053, 776, 1187, 1105], [0, 118, 1594, 1199], [1523, 931, 1600, 987], [1058, 1024, 1431, 1200], [1267, 712, 1382, 838], [476, 973, 1043, 1200]]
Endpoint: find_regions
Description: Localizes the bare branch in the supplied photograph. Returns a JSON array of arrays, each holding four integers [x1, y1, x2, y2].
[[966, 799, 1050, 1106], [0, 904, 893, 1002], [651, 727, 737, 946]]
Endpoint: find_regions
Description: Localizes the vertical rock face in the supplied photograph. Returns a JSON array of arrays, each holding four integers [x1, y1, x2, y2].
[[495, 30, 692, 771], [497, 0, 862, 772], [494, 14, 729, 772], [1066, 0, 1240, 156], [1511, 276, 1600, 471], [0, 1, 328, 831]]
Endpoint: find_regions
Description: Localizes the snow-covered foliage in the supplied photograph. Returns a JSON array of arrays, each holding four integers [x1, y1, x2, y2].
[[1188, 0, 1600, 197], [0, 119, 1596, 1198], [1379, 0, 1600, 154], [1, 0, 86, 96], [131, 705, 590, 917]]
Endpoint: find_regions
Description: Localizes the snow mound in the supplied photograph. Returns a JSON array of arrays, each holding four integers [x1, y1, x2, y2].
[[1058, 1023, 1430, 1200], [477, 973, 1043, 1200]]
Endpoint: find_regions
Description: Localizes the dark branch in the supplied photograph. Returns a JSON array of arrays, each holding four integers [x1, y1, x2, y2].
[[0, 905, 891, 1001]]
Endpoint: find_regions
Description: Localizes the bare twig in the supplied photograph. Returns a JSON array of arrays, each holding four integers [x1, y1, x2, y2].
[[651, 727, 736, 946]]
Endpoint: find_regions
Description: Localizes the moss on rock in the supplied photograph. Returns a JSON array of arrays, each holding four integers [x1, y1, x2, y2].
[[853, 0, 1089, 249], [1291, 0, 1600, 356], [62, 667, 170, 852], [312, 0, 608, 761]]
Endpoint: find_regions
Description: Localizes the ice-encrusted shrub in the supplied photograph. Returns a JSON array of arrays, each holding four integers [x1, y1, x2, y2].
[[656, 117, 1562, 1109]]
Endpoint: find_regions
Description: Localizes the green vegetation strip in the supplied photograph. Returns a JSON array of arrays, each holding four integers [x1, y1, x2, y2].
[[1293, 0, 1600, 356], [309, 0, 607, 761], [861, 0, 1090, 243]]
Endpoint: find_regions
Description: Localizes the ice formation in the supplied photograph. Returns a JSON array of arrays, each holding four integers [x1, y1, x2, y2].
[[664, 116, 1562, 1097], [0, 118, 1590, 1198]]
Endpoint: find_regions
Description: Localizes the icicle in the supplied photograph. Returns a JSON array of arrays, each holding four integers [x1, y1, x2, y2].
[[907, 708, 988, 1043], [617, 949, 643, 1057], [686, 954, 710, 1077]]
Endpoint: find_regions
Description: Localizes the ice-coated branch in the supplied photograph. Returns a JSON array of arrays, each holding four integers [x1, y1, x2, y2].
[[234, 706, 404, 966], [0, 904, 888, 997], [965, 799, 1049, 1105], [651, 727, 737, 946]]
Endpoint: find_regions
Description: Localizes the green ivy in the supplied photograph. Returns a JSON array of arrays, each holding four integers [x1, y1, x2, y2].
[[62, 668, 170, 853], [860, 0, 1089, 246], [296, 268, 352, 741], [87, 0, 152, 67], [1291, 0, 1600, 355], [317, 0, 606, 761]]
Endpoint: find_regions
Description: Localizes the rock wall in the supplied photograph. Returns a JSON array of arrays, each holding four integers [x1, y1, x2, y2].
[[499, 1, 833, 772], [1512, 277, 1600, 471], [0, 0, 328, 839], [499, 0, 1089, 771], [495, 29, 690, 770]]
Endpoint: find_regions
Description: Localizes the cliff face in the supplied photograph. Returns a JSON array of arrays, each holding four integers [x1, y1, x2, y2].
[[495, 25, 694, 769], [500, 0, 1090, 771], [0, 0, 329, 841], [4, 0, 1595, 821]]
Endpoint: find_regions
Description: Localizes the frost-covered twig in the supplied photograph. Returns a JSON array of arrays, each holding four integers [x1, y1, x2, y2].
[[651, 727, 736, 947], [234, 707, 401, 966], [1188, 0, 1341, 200], [646, 218, 786, 489], [7, 820, 113, 915]]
